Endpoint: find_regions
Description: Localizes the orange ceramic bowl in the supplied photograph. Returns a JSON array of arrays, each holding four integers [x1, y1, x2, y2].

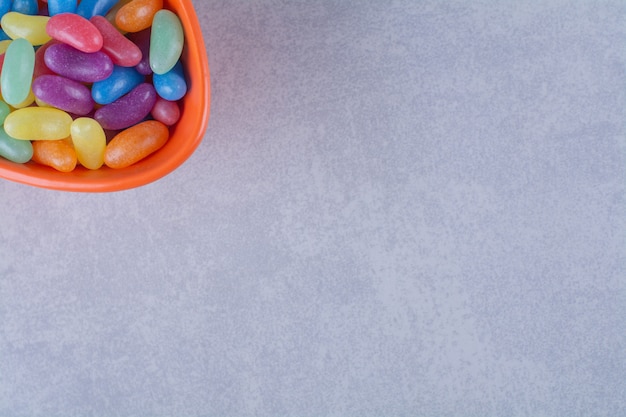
[[0, 0, 210, 192]]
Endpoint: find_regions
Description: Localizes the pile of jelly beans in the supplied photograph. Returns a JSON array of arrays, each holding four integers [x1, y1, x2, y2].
[[0, 0, 186, 171]]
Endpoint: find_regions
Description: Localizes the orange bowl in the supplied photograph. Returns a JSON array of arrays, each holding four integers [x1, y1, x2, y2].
[[0, 0, 210, 192]]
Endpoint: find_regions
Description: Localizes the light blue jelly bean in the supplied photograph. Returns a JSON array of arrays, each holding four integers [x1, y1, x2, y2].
[[0, 0, 11, 17], [48, 0, 78, 16], [92, 66, 144, 105], [153, 61, 187, 101], [0, 127, 33, 164], [0, 100, 10, 125], [76, 0, 118, 19], [1, 38, 35, 107], [12, 0, 39, 15]]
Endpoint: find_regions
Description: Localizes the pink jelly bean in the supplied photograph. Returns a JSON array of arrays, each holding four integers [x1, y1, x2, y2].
[[90, 15, 142, 67], [46, 12, 103, 53], [44, 43, 113, 82], [32, 74, 94, 115], [93, 83, 156, 130], [150, 97, 180, 126]]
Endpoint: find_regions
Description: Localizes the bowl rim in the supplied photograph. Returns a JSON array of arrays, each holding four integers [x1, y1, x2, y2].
[[0, 0, 210, 192]]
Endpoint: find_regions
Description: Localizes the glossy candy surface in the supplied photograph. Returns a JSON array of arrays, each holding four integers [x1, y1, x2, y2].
[[32, 74, 94, 115], [150, 97, 180, 126], [90, 15, 141, 66], [31, 139, 77, 172], [94, 83, 156, 130], [1, 12, 51, 45], [70, 117, 106, 169], [44, 43, 113, 82], [91, 65, 143, 104], [149, 9, 182, 74], [128, 28, 152, 75], [76, 0, 118, 19], [11, 0, 39, 15], [104, 120, 168, 169], [0, 126, 33, 163], [4, 107, 72, 140], [116, 0, 162, 33], [1, 38, 35, 106], [153, 60, 186, 101], [47, 0, 78, 16], [46, 12, 103, 53]]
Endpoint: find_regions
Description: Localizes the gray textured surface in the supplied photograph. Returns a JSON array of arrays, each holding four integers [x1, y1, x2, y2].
[[1, 1, 625, 416]]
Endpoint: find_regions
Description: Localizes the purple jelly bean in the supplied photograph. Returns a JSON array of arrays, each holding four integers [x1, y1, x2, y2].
[[32, 75, 94, 115], [93, 83, 157, 130], [128, 29, 152, 76], [44, 43, 113, 83]]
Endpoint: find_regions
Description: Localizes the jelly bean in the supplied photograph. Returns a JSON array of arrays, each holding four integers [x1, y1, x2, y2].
[[46, 13, 103, 53], [150, 97, 180, 126], [0, 100, 9, 124], [12, 0, 39, 15], [75, 0, 118, 19], [153, 60, 186, 101], [31, 138, 77, 172], [149, 9, 183, 75], [104, 0, 133, 29], [32, 75, 94, 115], [70, 117, 105, 169], [0, 0, 10, 16], [1, 12, 51, 45], [116, 0, 162, 33], [91, 65, 143, 105], [33, 39, 58, 79], [12, 89, 36, 109], [0, 30, 10, 41], [104, 120, 168, 168], [90, 15, 141, 67], [47, 0, 77, 16], [4, 107, 72, 140], [127, 28, 152, 75], [44, 43, 114, 82], [94, 83, 156, 130], [1, 38, 35, 106], [0, 40, 11, 54], [0, 126, 33, 163]]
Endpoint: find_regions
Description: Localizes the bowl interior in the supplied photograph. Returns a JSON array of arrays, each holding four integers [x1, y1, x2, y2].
[[0, 0, 210, 192]]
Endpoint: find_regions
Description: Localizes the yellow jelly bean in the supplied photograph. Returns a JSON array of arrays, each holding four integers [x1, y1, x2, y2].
[[70, 117, 106, 170], [4, 107, 72, 140], [1, 12, 51, 46], [0, 40, 11, 54]]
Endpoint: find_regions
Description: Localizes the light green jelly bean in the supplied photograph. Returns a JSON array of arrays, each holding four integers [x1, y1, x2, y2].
[[0, 127, 33, 163], [149, 10, 184, 75], [0, 100, 10, 125], [1, 38, 35, 107]]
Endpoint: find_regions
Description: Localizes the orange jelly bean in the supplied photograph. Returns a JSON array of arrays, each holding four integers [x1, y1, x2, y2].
[[31, 138, 77, 172], [115, 0, 163, 33], [104, 120, 168, 169]]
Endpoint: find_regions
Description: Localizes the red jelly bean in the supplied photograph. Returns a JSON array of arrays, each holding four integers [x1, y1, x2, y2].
[[33, 39, 58, 79], [104, 120, 168, 168], [150, 97, 180, 126], [93, 82, 156, 130], [90, 15, 141, 67], [46, 12, 103, 53]]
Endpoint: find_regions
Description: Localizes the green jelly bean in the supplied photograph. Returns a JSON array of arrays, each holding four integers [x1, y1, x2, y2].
[[1, 38, 35, 106], [0, 100, 10, 125], [149, 9, 183, 75], [0, 126, 33, 163]]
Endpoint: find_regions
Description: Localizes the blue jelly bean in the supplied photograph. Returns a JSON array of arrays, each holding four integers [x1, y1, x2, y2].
[[11, 0, 38, 15], [48, 0, 78, 16], [92, 66, 144, 105], [76, 0, 118, 19], [0, 29, 9, 41], [153, 61, 187, 101], [0, 0, 11, 17]]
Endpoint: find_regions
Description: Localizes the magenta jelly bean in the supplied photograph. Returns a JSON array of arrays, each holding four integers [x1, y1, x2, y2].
[[94, 83, 157, 130], [32, 74, 94, 115], [44, 43, 113, 82], [90, 15, 141, 67], [150, 97, 180, 126], [46, 12, 103, 53]]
